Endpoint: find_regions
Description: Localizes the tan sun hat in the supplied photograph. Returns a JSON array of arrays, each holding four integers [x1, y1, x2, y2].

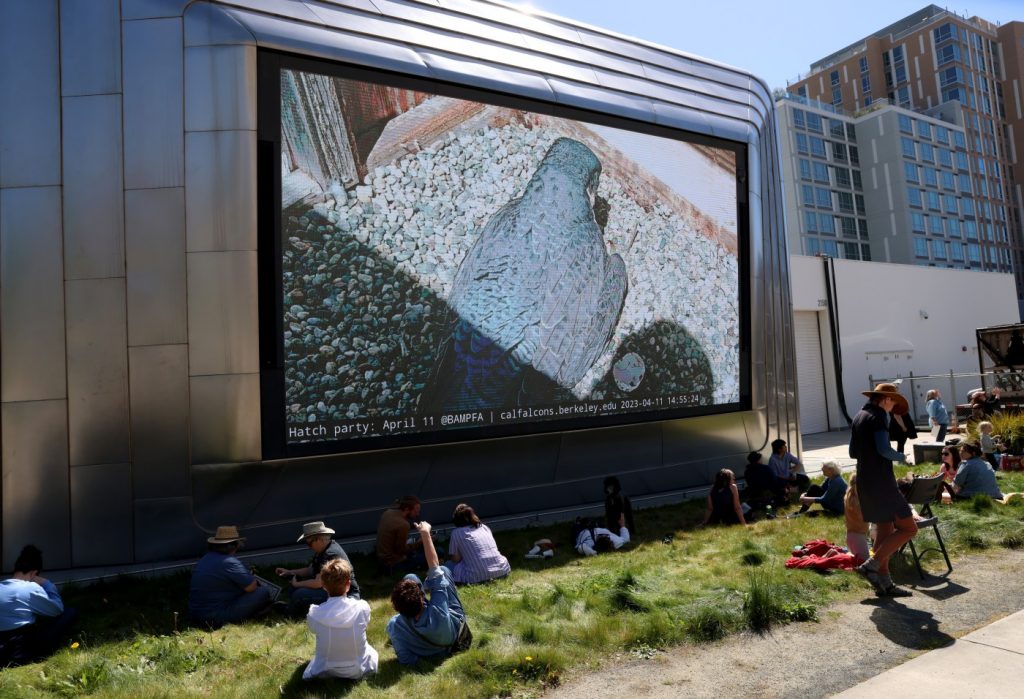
[[296, 521, 335, 542], [207, 525, 245, 544], [862, 382, 909, 416]]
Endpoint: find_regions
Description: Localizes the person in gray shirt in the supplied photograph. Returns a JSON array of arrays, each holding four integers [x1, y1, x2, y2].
[[953, 442, 1003, 500]]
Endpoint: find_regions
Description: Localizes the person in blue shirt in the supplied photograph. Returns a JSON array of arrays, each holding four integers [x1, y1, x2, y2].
[[386, 520, 467, 665], [925, 389, 949, 443], [0, 545, 77, 667], [188, 526, 273, 628], [768, 438, 810, 497], [953, 442, 1004, 500], [796, 461, 848, 515]]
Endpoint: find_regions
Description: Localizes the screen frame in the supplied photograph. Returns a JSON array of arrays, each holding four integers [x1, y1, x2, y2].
[[257, 49, 751, 460]]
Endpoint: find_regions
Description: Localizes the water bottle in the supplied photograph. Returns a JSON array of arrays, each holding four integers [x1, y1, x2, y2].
[[765, 504, 775, 520]]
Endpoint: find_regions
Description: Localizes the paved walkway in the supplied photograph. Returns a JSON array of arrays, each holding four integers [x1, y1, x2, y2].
[[800, 427, 944, 473]]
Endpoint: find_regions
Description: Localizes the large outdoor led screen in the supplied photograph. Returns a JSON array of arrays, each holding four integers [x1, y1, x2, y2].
[[264, 59, 747, 454]]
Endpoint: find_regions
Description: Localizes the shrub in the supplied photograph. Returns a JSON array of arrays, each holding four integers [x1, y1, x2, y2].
[[971, 494, 994, 514], [683, 607, 732, 642], [744, 572, 781, 632]]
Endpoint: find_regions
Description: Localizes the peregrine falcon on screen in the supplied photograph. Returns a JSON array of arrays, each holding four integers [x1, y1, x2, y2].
[[420, 136, 629, 414]]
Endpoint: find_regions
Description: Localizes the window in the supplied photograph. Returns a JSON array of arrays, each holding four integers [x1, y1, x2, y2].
[[938, 66, 962, 88], [967, 243, 981, 262], [837, 191, 854, 213], [844, 242, 861, 260], [907, 188, 922, 208], [802, 184, 815, 206], [796, 132, 809, 154], [861, 76, 871, 94], [947, 218, 961, 238], [924, 168, 938, 187], [855, 194, 865, 216], [798, 85, 807, 97], [898, 114, 913, 133], [944, 195, 959, 215], [831, 142, 847, 161], [830, 70, 840, 86], [926, 190, 940, 210], [846, 123, 856, 140], [806, 112, 823, 132], [830, 119, 845, 139], [839, 216, 857, 238], [895, 65, 907, 84], [917, 121, 932, 140], [911, 212, 925, 232], [914, 237, 929, 257], [951, 242, 964, 261], [904, 162, 919, 183], [833, 166, 851, 187], [920, 142, 934, 162], [941, 170, 955, 190], [799, 159, 812, 180], [955, 151, 968, 170], [962, 198, 975, 217], [965, 220, 978, 240], [815, 187, 832, 208], [959, 173, 971, 192], [832, 86, 842, 106], [821, 240, 839, 257], [861, 244, 871, 261], [804, 210, 818, 232], [954, 131, 966, 148], [938, 149, 953, 168], [901, 136, 916, 158], [819, 213, 835, 234], [942, 87, 964, 103], [931, 239, 947, 259], [793, 109, 805, 128], [810, 135, 827, 157], [849, 146, 859, 165], [859, 56, 869, 73], [813, 161, 830, 183], [858, 219, 870, 237], [806, 238, 820, 255], [936, 44, 960, 67], [928, 214, 943, 234], [936, 126, 950, 144], [934, 23, 958, 44], [852, 170, 862, 190]]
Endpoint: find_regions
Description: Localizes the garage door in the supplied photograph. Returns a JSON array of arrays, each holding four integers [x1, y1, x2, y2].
[[794, 311, 829, 434]]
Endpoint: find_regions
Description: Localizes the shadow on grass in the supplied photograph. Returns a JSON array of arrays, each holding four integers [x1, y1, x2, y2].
[[277, 647, 443, 697], [861, 599, 955, 650]]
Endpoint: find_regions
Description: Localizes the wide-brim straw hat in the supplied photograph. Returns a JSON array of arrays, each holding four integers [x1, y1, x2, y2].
[[862, 382, 909, 416], [207, 525, 245, 544], [297, 521, 335, 542]]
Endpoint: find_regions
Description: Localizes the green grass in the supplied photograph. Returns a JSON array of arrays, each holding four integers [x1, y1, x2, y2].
[[3, 467, 1023, 698]]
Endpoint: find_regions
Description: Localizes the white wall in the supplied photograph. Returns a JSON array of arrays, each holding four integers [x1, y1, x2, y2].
[[790, 255, 1020, 426]]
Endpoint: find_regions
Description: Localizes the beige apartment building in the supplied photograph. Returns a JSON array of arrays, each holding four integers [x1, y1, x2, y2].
[[788, 4, 1024, 308]]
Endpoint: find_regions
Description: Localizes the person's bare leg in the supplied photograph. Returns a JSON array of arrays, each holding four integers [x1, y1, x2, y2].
[[873, 515, 918, 575]]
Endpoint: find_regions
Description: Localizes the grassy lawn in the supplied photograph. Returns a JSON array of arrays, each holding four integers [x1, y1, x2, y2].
[[3, 465, 1023, 698]]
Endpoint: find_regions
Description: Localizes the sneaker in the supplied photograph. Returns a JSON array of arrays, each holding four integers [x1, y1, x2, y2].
[[524, 545, 542, 559], [882, 585, 913, 598], [855, 562, 885, 593], [542, 549, 554, 558]]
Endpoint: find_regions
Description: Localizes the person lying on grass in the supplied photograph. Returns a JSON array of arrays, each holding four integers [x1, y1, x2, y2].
[[574, 512, 632, 554], [386, 521, 468, 665], [702, 468, 747, 526], [302, 558, 377, 681]]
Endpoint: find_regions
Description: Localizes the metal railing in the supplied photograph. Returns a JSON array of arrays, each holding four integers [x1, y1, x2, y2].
[[867, 370, 1022, 428]]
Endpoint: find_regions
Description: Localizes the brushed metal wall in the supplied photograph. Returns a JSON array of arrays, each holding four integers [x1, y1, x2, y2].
[[0, 0, 800, 570]]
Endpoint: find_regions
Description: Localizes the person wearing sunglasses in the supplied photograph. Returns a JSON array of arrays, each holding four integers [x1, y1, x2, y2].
[[276, 521, 361, 617]]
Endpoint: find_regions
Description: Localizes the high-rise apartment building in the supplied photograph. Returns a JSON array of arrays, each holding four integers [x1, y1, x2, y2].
[[784, 4, 1024, 306]]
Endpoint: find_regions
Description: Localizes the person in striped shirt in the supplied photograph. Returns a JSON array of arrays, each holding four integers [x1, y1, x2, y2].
[[445, 504, 511, 584]]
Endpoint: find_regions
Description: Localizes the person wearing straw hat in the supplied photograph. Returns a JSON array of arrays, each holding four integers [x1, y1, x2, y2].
[[849, 383, 917, 598], [275, 522, 360, 617], [188, 526, 272, 628]]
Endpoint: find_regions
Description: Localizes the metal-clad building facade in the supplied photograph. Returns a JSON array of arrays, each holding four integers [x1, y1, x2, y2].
[[0, 0, 798, 571]]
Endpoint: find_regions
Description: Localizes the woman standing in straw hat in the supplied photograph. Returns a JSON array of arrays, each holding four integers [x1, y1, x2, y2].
[[849, 384, 917, 597]]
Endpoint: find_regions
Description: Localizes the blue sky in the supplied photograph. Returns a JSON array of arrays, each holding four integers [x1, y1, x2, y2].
[[515, 1, 1020, 90]]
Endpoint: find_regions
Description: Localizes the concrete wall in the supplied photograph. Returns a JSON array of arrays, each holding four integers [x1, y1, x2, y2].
[[791, 254, 1020, 423]]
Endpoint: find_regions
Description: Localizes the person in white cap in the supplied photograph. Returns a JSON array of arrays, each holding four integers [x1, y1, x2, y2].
[[276, 521, 360, 617], [188, 526, 272, 628]]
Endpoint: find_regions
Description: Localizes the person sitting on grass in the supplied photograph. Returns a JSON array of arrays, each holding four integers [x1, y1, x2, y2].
[[302, 558, 377, 681], [0, 545, 77, 668], [843, 475, 870, 564], [743, 451, 784, 510], [768, 438, 810, 498], [702, 469, 747, 526], [978, 421, 1004, 470], [188, 526, 273, 629], [953, 442, 1004, 500], [376, 496, 426, 574], [275, 521, 361, 617], [574, 513, 632, 555], [386, 521, 468, 665], [446, 504, 510, 584], [933, 445, 961, 503], [796, 462, 847, 516]]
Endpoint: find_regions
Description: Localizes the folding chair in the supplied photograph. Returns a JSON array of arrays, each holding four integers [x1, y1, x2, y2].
[[899, 474, 953, 579]]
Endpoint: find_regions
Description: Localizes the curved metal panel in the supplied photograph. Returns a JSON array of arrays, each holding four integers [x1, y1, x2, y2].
[[123, 0, 193, 20], [185, 45, 258, 131], [186, 250, 260, 374], [544, 77, 657, 123], [185, 130, 258, 251], [184, 0, 257, 46], [415, 50, 557, 102]]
